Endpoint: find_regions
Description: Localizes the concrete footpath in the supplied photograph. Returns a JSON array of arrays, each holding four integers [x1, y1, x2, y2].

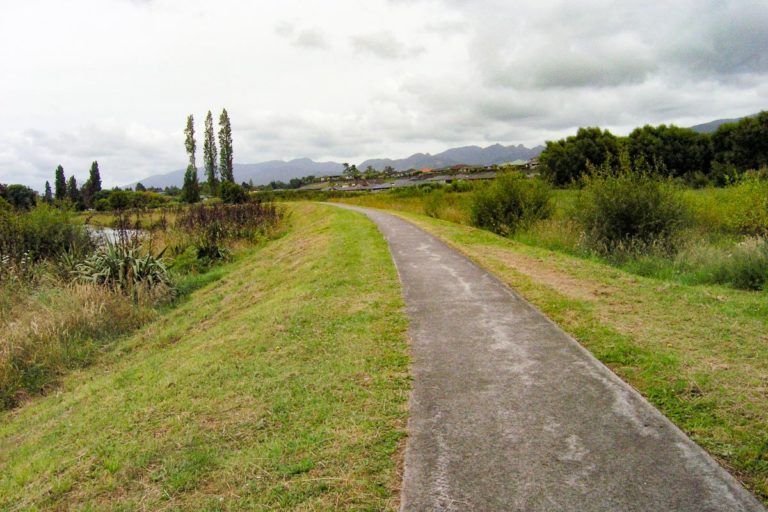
[[330, 204, 765, 512]]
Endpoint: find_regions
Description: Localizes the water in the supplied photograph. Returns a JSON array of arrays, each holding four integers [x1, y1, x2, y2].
[[86, 226, 145, 245]]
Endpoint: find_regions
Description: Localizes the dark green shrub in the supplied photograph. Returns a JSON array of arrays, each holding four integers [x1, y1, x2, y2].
[[470, 174, 553, 236], [0, 204, 94, 262], [3, 185, 38, 210], [220, 181, 248, 204], [577, 159, 689, 257]]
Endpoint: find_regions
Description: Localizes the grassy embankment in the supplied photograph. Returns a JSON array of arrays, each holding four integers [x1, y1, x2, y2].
[[0, 203, 409, 510], [336, 204, 767, 503]]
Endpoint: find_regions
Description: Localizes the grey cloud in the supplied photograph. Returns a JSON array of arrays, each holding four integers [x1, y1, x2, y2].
[[275, 22, 329, 50], [293, 29, 329, 49], [350, 31, 423, 60]]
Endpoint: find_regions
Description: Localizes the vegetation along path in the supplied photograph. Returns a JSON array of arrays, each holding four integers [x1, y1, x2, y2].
[[331, 203, 765, 512]]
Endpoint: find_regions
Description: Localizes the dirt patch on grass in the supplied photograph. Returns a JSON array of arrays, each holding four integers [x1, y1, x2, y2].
[[481, 246, 620, 302]]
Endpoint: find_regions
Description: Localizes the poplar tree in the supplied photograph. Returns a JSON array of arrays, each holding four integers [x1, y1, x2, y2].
[[44, 181, 53, 204], [218, 109, 234, 182], [82, 161, 102, 208], [203, 110, 219, 195], [67, 175, 79, 205], [54, 165, 67, 200], [181, 115, 201, 203]]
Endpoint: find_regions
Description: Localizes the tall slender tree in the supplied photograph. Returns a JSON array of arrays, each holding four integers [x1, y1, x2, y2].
[[82, 161, 102, 208], [44, 181, 53, 204], [203, 110, 219, 195], [66, 175, 79, 205], [54, 165, 67, 200], [181, 115, 201, 203], [184, 114, 197, 170], [218, 109, 234, 182]]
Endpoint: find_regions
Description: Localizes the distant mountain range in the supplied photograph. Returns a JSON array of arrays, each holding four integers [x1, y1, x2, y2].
[[130, 143, 544, 188], [689, 113, 759, 133]]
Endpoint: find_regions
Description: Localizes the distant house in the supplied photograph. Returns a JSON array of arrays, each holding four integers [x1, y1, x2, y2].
[[320, 175, 344, 182], [450, 164, 469, 171], [524, 157, 540, 171]]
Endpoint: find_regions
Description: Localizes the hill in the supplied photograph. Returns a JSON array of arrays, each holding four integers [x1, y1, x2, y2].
[[129, 143, 543, 188], [689, 113, 759, 133], [358, 143, 543, 171], [132, 158, 344, 189]]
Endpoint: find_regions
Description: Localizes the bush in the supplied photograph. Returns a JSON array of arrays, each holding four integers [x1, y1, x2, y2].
[[175, 202, 281, 259], [577, 159, 689, 257], [220, 181, 248, 204], [470, 174, 553, 236], [72, 242, 173, 302], [727, 174, 768, 236], [0, 204, 94, 263]]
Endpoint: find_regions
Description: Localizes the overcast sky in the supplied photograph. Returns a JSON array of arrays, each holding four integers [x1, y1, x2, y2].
[[1, 0, 767, 189]]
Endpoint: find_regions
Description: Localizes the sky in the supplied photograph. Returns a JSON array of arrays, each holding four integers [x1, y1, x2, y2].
[[1, 0, 767, 189]]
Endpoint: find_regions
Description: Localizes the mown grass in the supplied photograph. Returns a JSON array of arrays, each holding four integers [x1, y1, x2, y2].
[[0, 203, 410, 511], [357, 207, 768, 504]]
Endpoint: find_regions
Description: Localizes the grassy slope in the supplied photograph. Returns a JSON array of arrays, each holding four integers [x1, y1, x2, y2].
[[0, 203, 410, 511], [349, 207, 768, 503]]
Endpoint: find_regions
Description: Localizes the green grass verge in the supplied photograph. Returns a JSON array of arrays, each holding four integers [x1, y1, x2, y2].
[[0, 203, 410, 511], [349, 206, 768, 504]]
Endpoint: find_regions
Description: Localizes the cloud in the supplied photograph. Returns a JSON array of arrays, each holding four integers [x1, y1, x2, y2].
[[275, 22, 329, 50], [2, 0, 768, 189], [350, 31, 423, 60]]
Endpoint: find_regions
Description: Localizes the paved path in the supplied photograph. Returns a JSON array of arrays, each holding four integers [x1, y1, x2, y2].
[[330, 204, 765, 512]]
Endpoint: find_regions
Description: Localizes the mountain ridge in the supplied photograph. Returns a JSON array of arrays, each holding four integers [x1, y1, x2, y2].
[[129, 143, 544, 188]]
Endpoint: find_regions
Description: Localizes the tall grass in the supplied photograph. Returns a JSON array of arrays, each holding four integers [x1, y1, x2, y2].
[[175, 202, 281, 259], [0, 201, 284, 410], [0, 282, 152, 408]]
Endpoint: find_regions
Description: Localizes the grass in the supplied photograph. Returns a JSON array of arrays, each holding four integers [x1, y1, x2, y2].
[[332, 184, 768, 290], [345, 206, 768, 504], [0, 203, 410, 511]]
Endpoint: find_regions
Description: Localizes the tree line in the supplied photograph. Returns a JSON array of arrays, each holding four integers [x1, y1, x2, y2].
[[539, 111, 768, 186]]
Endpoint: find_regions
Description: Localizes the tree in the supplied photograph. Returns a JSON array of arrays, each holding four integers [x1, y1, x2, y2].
[[185, 114, 197, 170], [363, 165, 378, 179], [343, 163, 361, 182], [181, 115, 201, 203], [135, 182, 147, 192], [539, 128, 621, 186], [218, 109, 234, 182], [66, 175, 80, 206], [4, 184, 38, 210], [203, 110, 219, 194], [181, 167, 200, 203], [627, 124, 712, 178], [44, 181, 53, 204], [81, 161, 102, 208], [712, 112, 768, 172], [54, 165, 67, 200]]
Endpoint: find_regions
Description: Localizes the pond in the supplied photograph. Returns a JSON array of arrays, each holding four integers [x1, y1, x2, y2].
[[86, 226, 146, 245]]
